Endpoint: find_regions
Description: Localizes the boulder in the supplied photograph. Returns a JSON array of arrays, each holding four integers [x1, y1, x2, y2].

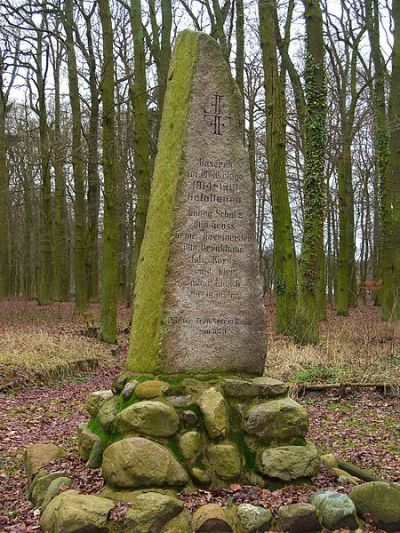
[[181, 409, 199, 427], [162, 509, 192, 533], [41, 477, 72, 510], [278, 503, 320, 533], [198, 388, 228, 439], [257, 442, 320, 481], [114, 400, 179, 437], [222, 377, 288, 399], [331, 468, 359, 485], [135, 380, 169, 399], [40, 490, 114, 532], [85, 390, 114, 417], [121, 381, 138, 400], [319, 453, 338, 470], [191, 467, 211, 485], [350, 481, 400, 532], [236, 503, 272, 532], [31, 471, 66, 507], [25, 443, 65, 485], [86, 439, 106, 469], [179, 430, 201, 460], [311, 491, 358, 531], [102, 437, 188, 489], [117, 491, 183, 532], [77, 422, 101, 460], [112, 372, 134, 394], [192, 503, 233, 532], [208, 444, 241, 480], [97, 396, 120, 433], [244, 398, 309, 441]]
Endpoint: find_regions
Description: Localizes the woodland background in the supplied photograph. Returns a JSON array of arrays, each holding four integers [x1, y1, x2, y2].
[[0, 0, 399, 346]]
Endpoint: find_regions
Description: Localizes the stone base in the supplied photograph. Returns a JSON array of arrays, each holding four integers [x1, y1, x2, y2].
[[79, 373, 320, 490]]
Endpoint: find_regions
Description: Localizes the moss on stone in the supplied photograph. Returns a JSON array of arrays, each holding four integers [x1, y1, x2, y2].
[[126, 31, 201, 373], [87, 417, 120, 447], [228, 402, 256, 472]]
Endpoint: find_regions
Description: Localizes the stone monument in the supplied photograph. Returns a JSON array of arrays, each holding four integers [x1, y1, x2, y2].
[[127, 30, 266, 375], [32, 32, 321, 533]]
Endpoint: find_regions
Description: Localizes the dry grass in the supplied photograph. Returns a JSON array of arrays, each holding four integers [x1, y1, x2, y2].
[[265, 299, 400, 384], [0, 299, 130, 389]]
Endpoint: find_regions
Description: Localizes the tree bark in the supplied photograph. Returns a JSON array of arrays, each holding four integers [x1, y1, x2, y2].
[[64, 0, 88, 313], [259, 0, 297, 334], [297, 0, 327, 344], [99, 0, 119, 343]]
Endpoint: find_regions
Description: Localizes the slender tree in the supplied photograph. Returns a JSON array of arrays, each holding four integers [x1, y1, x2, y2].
[[64, 0, 88, 313], [259, 0, 297, 334], [388, 0, 400, 319], [297, 0, 327, 343], [99, 0, 119, 342], [130, 0, 151, 290], [365, 0, 392, 318], [51, 27, 69, 301]]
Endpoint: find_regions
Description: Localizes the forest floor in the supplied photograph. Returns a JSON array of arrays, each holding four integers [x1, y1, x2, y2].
[[0, 299, 399, 531]]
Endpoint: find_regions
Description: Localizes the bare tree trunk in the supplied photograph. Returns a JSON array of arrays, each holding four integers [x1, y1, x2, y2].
[[64, 0, 88, 313], [99, 0, 119, 343]]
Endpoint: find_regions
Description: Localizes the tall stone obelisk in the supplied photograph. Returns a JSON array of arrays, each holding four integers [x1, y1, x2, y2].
[[127, 31, 266, 375]]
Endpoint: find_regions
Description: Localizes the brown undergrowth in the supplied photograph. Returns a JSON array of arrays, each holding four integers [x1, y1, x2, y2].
[[265, 298, 400, 385], [0, 299, 131, 391]]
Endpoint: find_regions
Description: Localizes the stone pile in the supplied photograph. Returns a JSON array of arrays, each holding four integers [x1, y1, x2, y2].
[[78, 374, 320, 490], [24, 439, 400, 532]]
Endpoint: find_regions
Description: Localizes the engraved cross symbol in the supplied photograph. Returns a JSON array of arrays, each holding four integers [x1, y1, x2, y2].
[[203, 94, 231, 135]]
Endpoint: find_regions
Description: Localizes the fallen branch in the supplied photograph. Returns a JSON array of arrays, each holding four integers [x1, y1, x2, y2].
[[336, 459, 383, 483], [292, 382, 399, 394]]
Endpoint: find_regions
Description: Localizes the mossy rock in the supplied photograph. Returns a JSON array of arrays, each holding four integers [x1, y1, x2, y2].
[[236, 503, 272, 532], [310, 491, 358, 531], [192, 503, 233, 532], [278, 503, 320, 533], [208, 443, 241, 480], [84, 390, 114, 417], [77, 422, 101, 460], [110, 491, 183, 533], [244, 398, 309, 441], [257, 442, 320, 481], [114, 400, 180, 437], [97, 395, 120, 433], [198, 387, 228, 439], [161, 509, 192, 533], [31, 471, 66, 507], [350, 481, 400, 532], [135, 380, 169, 399], [41, 477, 72, 511], [25, 443, 65, 485], [102, 437, 188, 489], [40, 490, 114, 532], [222, 377, 288, 399], [179, 430, 202, 460]]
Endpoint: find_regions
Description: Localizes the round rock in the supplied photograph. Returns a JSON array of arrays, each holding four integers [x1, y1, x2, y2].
[[278, 502, 320, 533], [102, 436, 188, 488], [350, 481, 400, 532], [244, 398, 309, 441], [237, 503, 272, 532], [208, 444, 241, 480], [311, 491, 358, 531], [257, 442, 320, 481], [114, 400, 180, 437], [192, 504, 233, 532], [40, 490, 114, 532], [135, 380, 169, 399]]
